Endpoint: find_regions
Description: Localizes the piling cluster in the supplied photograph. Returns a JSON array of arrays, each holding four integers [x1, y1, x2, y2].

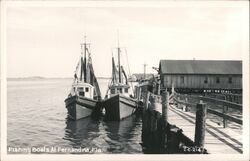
[[141, 90, 208, 154]]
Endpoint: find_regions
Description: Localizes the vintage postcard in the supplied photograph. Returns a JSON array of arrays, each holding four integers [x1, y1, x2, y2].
[[1, 1, 249, 161]]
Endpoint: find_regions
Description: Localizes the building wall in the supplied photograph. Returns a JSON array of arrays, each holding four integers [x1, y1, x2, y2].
[[161, 74, 242, 89]]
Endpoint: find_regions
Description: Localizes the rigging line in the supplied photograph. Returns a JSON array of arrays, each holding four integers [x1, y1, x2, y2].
[[105, 49, 115, 98], [125, 48, 134, 93], [86, 47, 91, 63]]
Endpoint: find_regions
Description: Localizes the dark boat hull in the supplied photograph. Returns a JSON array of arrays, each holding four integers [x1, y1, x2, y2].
[[65, 95, 97, 120], [104, 94, 137, 121]]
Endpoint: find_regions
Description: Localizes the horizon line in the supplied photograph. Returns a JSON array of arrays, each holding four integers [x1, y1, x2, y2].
[[7, 76, 112, 79]]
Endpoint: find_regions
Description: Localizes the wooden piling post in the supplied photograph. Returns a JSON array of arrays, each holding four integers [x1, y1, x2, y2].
[[223, 106, 228, 128], [184, 97, 188, 112], [162, 91, 169, 127], [142, 92, 150, 143], [144, 92, 150, 110], [161, 91, 169, 150], [177, 97, 180, 109], [158, 81, 161, 95], [194, 102, 207, 147], [171, 84, 175, 95], [138, 87, 141, 101]]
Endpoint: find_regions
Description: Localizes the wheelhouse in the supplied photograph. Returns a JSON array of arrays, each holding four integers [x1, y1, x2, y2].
[[109, 83, 130, 97], [72, 82, 95, 99]]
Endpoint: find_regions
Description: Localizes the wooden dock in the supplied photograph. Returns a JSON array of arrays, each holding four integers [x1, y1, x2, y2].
[[140, 87, 243, 154], [168, 104, 242, 154]]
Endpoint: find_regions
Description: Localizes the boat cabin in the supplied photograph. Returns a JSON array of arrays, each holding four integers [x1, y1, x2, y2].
[[72, 82, 94, 99], [109, 83, 130, 97], [134, 81, 150, 100]]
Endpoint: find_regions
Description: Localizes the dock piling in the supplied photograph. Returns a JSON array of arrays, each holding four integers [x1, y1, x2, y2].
[[145, 92, 150, 110], [161, 91, 169, 149], [142, 91, 150, 143], [162, 91, 169, 127], [194, 102, 207, 147], [223, 106, 228, 128], [177, 97, 180, 109], [184, 97, 188, 112]]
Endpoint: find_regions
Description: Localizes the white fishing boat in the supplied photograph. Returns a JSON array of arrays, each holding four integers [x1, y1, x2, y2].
[[103, 38, 137, 121], [65, 36, 102, 120]]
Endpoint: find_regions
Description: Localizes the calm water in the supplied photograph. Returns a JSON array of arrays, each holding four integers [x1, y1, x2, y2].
[[7, 78, 142, 154]]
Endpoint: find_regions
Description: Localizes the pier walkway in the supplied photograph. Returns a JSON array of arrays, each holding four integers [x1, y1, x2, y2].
[[168, 105, 243, 154]]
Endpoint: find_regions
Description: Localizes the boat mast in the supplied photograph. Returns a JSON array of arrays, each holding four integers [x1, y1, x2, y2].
[[117, 31, 122, 83], [80, 43, 84, 81], [79, 35, 88, 82], [83, 35, 87, 83]]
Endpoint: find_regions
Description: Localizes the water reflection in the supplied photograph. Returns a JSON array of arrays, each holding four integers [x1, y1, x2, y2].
[[63, 115, 143, 153], [104, 115, 142, 153], [64, 116, 94, 146]]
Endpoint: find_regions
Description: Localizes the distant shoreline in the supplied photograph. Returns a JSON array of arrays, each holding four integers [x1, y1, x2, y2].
[[7, 76, 112, 81]]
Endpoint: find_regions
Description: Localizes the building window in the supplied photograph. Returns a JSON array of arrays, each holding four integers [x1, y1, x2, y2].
[[216, 77, 220, 83], [204, 77, 208, 84], [228, 77, 232, 84], [181, 76, 184, 84]]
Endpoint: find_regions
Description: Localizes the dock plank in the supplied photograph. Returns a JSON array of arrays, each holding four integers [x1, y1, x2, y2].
[[168, 105, 242, 154]]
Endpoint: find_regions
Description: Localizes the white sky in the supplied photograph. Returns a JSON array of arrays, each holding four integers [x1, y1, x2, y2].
[[5, 2, 248, 78]]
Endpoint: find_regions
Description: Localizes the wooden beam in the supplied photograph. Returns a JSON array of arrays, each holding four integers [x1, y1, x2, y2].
[[207, 108, 242, 125]]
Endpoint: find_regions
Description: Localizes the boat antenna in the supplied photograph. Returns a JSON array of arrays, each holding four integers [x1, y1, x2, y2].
[[143, 63, 147, 79], [117, 29, 120, 48], [84, 34, 86, 43], [80, 43, 83, 56]]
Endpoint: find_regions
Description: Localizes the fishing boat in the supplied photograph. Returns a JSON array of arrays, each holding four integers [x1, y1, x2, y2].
[[65, 36, 102, 120], [103, 40, 137, 121], [134, 75, 160, 100]]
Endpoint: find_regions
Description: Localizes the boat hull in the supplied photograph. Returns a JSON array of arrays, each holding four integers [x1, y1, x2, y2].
[[104, 94, 137, 121], [65, 95, 97, 120]]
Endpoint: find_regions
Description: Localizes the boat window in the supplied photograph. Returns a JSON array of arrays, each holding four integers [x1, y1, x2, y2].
[[85, 87, 89, 92], [79, 91, 85, 96], [125, 88, 128, 93], [118, 88, 122, 93], [111, 88, 115, 94], [78, 87, 84, 91]]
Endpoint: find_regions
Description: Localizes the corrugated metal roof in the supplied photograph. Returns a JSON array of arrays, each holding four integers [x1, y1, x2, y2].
[[159, 60, 242, 75]]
